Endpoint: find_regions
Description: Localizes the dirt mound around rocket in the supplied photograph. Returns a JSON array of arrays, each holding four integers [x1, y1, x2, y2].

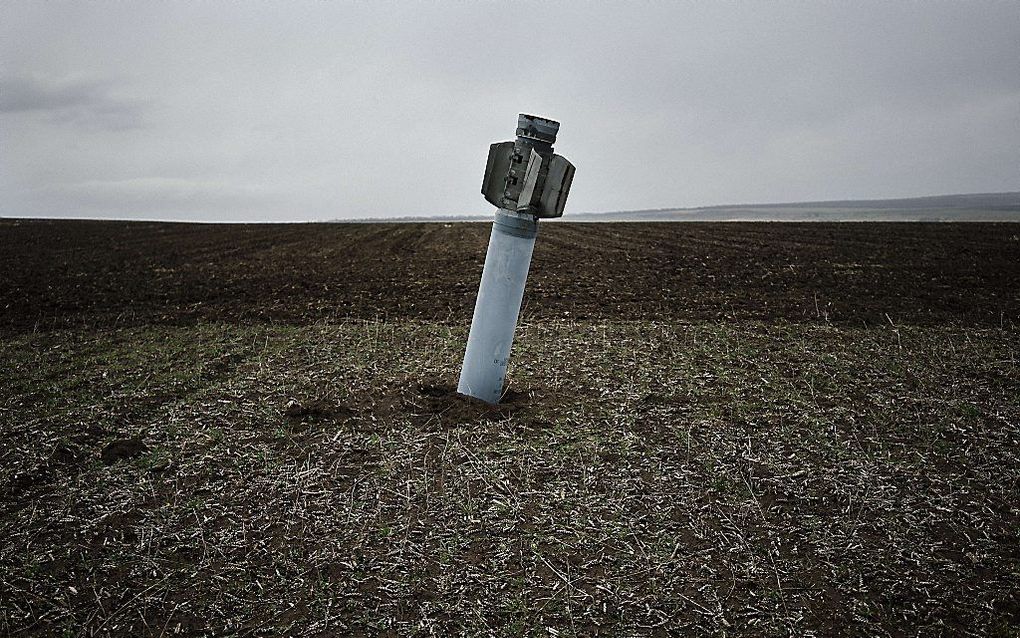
[[400, 379, 537, 428]]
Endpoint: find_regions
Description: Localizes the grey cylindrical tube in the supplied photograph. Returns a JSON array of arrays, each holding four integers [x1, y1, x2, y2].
[[457, 209, 538, 403]]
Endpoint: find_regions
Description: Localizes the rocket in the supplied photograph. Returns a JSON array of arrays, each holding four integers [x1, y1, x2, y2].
[[457, 114, 576, 403]]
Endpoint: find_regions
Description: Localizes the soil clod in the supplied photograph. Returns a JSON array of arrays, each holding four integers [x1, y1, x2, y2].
[[100, 437, 149, 465]]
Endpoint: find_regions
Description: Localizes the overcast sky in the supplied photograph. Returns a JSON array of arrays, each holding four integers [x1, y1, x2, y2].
[[1, 1, 1017, 221]]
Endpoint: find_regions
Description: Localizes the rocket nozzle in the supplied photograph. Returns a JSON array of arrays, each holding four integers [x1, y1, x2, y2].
[[516, 114, 559, 147]]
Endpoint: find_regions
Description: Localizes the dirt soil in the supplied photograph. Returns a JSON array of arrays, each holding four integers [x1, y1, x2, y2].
[[1, 219, 1018, 637], [1, 220, 1018, 333]]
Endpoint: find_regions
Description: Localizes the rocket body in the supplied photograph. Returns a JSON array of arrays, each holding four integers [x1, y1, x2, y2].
[[457, 210, 537, 403]]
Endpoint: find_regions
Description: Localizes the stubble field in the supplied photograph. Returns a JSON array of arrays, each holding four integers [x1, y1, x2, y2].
[[1, 219, 1018, 636]]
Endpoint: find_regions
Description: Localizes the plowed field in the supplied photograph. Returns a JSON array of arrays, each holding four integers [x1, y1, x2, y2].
[[1, 220, 1018, 636], [2, 220, 1018, 332]]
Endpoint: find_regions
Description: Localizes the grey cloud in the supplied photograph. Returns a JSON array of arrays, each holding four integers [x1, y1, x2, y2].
[[0, 76, 147, 130]]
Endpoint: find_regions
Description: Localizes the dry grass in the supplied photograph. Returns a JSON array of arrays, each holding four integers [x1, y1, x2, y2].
[[2, 319, 1018, 636]]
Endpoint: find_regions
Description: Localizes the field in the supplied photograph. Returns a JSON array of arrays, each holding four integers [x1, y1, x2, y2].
[[1, 219, 1018, 636]]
